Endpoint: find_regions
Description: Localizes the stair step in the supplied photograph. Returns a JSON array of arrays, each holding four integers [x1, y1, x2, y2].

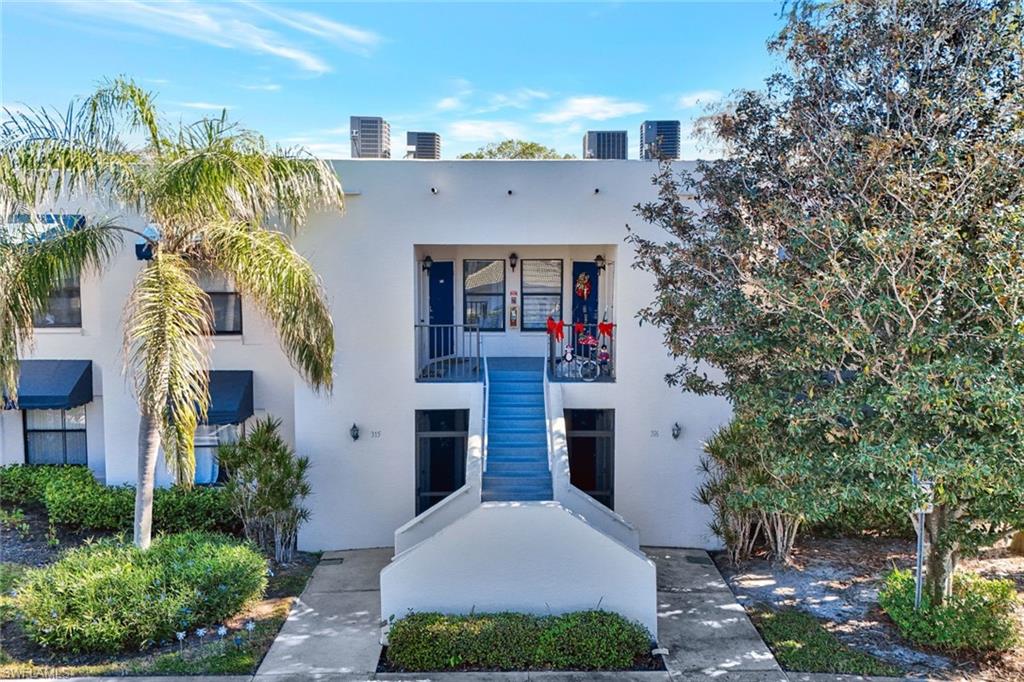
[[482, 489, 552, 502], [483, 474, 552, 487], [488, 371, 543, 382], [488, 420, 547, 433], [491, 405, 548, 417], [488, 431, 546, 446], [486, 461, 550, 475], [490, 394, 544, 406], [490, 381, 543, 394]]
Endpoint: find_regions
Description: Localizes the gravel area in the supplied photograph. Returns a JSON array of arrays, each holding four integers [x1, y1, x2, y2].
[[713, 537, 1024, 681]]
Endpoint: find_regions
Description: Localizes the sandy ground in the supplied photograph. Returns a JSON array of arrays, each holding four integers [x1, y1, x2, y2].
[[714, 537, 1024, 681]]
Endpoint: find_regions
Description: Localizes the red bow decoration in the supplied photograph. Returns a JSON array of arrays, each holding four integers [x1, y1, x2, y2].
[[598, 321, 615, 338], [546, 316, 565, 342], [573, 322, 585, 335]]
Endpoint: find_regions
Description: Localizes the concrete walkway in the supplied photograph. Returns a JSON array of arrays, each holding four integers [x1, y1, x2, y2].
[[248, 546, 791, 681]]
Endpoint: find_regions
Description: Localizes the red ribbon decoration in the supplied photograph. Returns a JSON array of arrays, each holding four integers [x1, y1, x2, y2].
[[598, 321, 615, 338], [574, 322, 585, 335], [546, 316, 565, 342]]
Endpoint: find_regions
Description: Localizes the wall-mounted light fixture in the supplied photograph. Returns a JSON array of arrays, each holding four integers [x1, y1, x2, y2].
[[507, 189, 514, 196], [422, 255, 433, 272], [430, 187, 439, 195], [594, 188, 601, 194], [509, 252, 519, 272], [672, 422, 682, 440], [595, 254, 606, 271], [350, 423, 360, 441]]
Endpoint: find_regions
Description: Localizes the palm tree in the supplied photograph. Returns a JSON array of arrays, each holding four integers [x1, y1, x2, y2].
[[1, 78, 343, 548]]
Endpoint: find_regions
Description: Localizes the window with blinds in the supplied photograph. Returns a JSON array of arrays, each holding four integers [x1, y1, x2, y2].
[[521, 259, 562, 331]]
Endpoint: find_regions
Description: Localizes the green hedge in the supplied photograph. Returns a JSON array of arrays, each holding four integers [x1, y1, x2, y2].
[[16, 532, 267, 653], [0, 464, 90, 505], [1, 464, 236, 534], [386, 611, 653, 671], [879, 569, 1021, 652]]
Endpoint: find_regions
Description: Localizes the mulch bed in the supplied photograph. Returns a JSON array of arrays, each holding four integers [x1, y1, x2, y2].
[[1, 503, 115, 566], [713, 536, 1024, 681]]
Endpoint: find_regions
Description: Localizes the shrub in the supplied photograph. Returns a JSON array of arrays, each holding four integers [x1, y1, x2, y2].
[[41, 470, 235, 534], [386, 611, 652, 671], [0, 465, 94, 506], [217, 417, 311, 563], [15, 532, 267, 653], [879, 569, 1021, 652]]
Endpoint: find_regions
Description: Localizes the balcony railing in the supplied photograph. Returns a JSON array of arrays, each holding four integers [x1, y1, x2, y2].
[[547, 323, 615, 382], [415, 324, 482, 382]]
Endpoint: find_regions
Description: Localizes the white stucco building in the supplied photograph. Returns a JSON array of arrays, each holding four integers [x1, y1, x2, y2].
[[1, 160, 731, 638]]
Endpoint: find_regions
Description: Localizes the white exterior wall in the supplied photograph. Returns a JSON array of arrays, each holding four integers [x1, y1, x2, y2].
[[3, 160, 731, 552], [295, 160, 730, 551], [1, 202, 297, 486]]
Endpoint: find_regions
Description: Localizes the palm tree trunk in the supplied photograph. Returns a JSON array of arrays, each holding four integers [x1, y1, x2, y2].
[[134, 412, 161, 549]]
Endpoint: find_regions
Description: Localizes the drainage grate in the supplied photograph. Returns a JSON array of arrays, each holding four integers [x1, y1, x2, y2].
[[320, 557, 345, 566]]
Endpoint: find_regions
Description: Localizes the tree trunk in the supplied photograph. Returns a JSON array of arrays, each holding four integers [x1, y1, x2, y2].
[[1011, 532, 1024, 557], [134, 412, 161, 550], [923, 504, 957, 606]]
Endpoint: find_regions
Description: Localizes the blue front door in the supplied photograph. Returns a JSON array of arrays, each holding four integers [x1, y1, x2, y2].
[[428, 261, 454, 359]]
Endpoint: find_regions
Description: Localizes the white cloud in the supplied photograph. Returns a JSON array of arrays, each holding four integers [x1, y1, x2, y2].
[[177, 101, 234, 110], [536, 96, 647, 123], [448, 120, 526, 142], [677, 89, 723, 109], [51, 0, 381, 74], [240, 2, 382, 56], [241, 83, 282, 92], [436, 96, 462, 111], [477, 88, 549, 113]]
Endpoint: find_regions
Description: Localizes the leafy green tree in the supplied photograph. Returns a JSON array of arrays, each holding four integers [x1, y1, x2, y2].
[[1, 78, 343, 549], [630, 1, 1024, 602], [458, 139, 574, 159]]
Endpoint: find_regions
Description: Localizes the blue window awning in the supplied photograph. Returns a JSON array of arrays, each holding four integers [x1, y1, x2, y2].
[[6, 360, 93, 410], [206, 370, 254, 425]]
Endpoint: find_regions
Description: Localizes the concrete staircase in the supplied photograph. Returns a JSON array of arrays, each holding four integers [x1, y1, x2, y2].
[[482, 358, 552, 502]]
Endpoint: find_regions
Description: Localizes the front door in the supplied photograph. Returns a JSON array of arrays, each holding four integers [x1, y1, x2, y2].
[[571, 261, 599, 355], [428, 261, 454, 359]]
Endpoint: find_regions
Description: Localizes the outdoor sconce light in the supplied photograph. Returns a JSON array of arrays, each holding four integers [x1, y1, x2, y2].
[[507, 189, 514, 196], [594, 188, 600, 194], [350, 423, 360, 441], [595, 254, 606, 271], [509, 252, 519, 272], [430, 187, 439, 194], [422, 255, 433, 272], [672, 422, 682, 440]]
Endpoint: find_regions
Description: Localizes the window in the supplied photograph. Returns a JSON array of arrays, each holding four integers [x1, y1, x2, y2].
[[565, 409, 614, 509], [193, 423, 241, 485], [415, 409, 468, 514], [199, 270, 242, 335], [33, 272, 81, 328], [463, 259, 505, 331], [521, 260, 562, 331], [24, 406, 87, 465]]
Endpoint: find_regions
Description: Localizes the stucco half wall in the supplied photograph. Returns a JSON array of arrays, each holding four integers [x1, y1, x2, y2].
[[380, 501, 659, 639]]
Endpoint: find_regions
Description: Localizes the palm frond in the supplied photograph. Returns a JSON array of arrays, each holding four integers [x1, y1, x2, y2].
[[148, 119, 343, 234], [201, 221, 334, 391], [123, 252, 211, 485], [0, 102, 140, 214], [83, 76, 163, 153], [0, 219, 122, 402]]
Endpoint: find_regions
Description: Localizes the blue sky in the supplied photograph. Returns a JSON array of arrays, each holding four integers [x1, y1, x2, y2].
[[1, 2, 787, 159]]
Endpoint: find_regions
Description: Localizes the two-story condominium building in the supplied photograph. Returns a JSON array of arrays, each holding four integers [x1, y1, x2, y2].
[[1, 160, 730, 638]]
